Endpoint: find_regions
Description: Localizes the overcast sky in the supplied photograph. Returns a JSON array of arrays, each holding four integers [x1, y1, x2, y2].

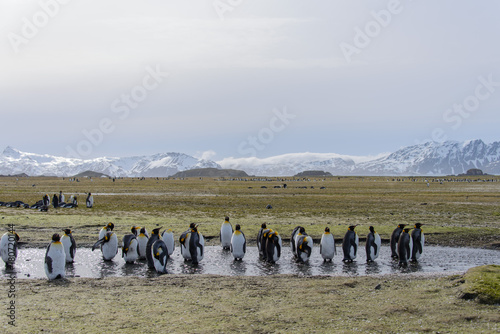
[[1, 0, 499, 161]]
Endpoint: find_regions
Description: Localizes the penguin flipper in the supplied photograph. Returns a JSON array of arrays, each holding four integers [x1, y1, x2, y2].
[[45, 255, 53, 274]]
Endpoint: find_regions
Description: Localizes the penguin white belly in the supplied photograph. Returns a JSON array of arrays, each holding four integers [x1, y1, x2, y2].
[[162, 232, 175, 256], [0, 233, 16, 264], [124, 239, 139, 263], [98, 228, 106, 240], [181, 233, 192, 260], [220, 223, 232, 248], [102, 235, 118, 260], [61, 235, 76, 263], [320, 234, 335, 260], [373, 233, 382, 260], [45, 243, 66, 280], [137, 236, 149, 259], [230, 233, 246, 259], [416, 233, 425, 259]]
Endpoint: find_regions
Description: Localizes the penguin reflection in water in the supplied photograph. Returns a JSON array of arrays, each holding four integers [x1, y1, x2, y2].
[[179, 223, 204, 265], [411, 223, 425, 262], [0, 231, 20, 268], [342, 225, 359, 263], [61, 229, 76, 263], [92, 227, 118, 261], [365, 226, 381, 263], [398, 227, 413, 267], [45, 234, 66, 280]]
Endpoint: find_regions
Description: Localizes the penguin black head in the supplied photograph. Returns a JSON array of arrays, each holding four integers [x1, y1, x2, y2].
[[235, 224, 241, 231], [152, 227, 162, 235], [324, 227, 330, 233], [348, 225, 357, 231], [415, 223, 424, 229], [131, 226, 139, 235], [369, 226, 375, 233], [299, 227, 306, 234], [52, 233, 61, 242], [403, 228, 412, 233], [107, 223, 115, 231], [140, 227, 147, 234], [63, 229, 72, 235], [398, 224, 406, 229], [225, 216, 230, 221], [261, 223, 267, 229], [189, 223, 196, 229]]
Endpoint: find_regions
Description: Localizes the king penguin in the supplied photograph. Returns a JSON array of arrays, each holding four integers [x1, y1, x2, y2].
[[342, 225, 359, 263], [180, 223, 204, 264], [122, 233, 138, 264], [152, 239, 169, 274], [161, 228, 175, 256], [220, 216, 233, 250], [146, 227, 162, 269], [230, 224, 246, 261], [290, 226, 302, 258], [61, 229, 76, 263], [365, 226, 381, 263], [265, 230, 282, 263], [397, 227, 413, 267], [320, 227, 336, 262], [136, 227, 149, 260], [257, 223, 267, 258], [296, 232, 313, 262], [0, 231, 20, 268], [390, 224, 406, 258], [92, 228, 118, 261], [99, 222, 114, 240], [44, 233, 66, 280], [410, 223, 425, 262]]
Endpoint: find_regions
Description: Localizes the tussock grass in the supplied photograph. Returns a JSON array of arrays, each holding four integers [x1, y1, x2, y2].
[[461, 265, 500, 304]]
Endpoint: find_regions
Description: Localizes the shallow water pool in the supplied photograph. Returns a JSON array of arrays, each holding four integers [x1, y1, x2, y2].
[[2, 245, 499, 279]]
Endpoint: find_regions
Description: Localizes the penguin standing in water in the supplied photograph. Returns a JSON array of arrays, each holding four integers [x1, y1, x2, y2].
[[259, 226, 272, 260], [44, 234, 66, 280], [390, 224, 406, 258], [179, 223, 204, 264], [122, 234, 138, 264], [161, 229, 175, 256], [397, 227, 413, 267], [61, 229, 76, 263], [342, 225, 359, 263], [0, 231, 20, 268], [220, 216, 233, 250], [320, 227, 336, 262], [136, 227, 149, 260], [99, 223, 114, 240], [296, 232, 313, 262], [152, 239, 169, 274], [230, 224, 246, 261], [257, 223, 267, 258], [365, 226, 381, 263], [411, 223, 425, 262], [92, 228, 118, 261], [290, 226, 302, 258], [146, 227, 162, 269], [265, 230, 282, 263]]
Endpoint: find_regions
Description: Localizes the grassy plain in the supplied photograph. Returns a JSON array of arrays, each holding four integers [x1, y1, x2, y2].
[[0, 175, 499, 333]]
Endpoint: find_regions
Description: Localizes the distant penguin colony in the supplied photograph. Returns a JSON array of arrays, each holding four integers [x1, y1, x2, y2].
[[3, 219, 428, 280]]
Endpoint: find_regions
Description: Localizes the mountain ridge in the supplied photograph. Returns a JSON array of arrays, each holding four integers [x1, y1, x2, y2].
[[1, 139, 499, 177]]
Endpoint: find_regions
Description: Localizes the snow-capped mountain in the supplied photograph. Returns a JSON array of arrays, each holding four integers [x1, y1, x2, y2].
[[1, 140, 499, 177], [0, 147, 221, 177], [219, 140, 500, 176]]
